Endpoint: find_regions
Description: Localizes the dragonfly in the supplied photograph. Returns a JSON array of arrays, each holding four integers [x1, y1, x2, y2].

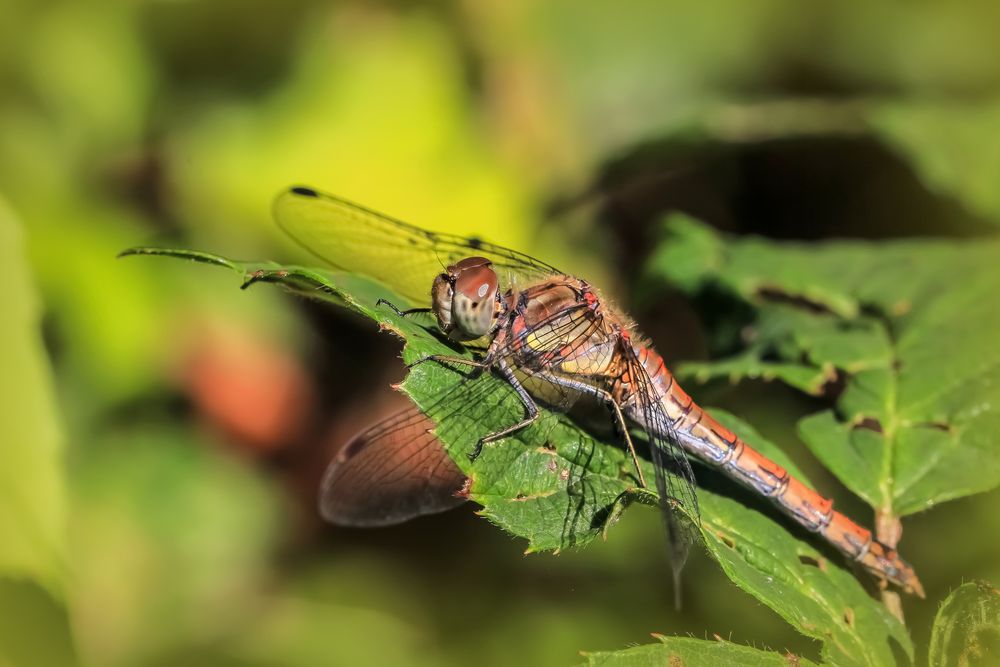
[[283, 185, 925, 599]]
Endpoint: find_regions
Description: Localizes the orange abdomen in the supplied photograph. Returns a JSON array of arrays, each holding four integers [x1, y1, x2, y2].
[[627, 344, 924, 597]]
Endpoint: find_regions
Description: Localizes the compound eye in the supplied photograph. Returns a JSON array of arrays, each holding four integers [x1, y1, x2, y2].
[[454, 264, 497, 305]]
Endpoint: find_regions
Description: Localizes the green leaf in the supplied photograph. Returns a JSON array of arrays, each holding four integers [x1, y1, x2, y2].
[[693, 414, 909, 667], [0, 198, 77, 665], [122, 247, 913, 666], [928, 581, 1000, 667], [647, 215, 1000, 518], [582, 635, 820, 667]]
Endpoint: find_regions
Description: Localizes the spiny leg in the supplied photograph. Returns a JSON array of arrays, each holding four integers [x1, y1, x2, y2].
[[532, 371, 647, 489], [406, 354, 489, 380], [403, 352, 537, 460], [607, 400, 647, 489], [469, 358, 539, 462], [376, 298, 433, 317], [377, 296, 538, 460]]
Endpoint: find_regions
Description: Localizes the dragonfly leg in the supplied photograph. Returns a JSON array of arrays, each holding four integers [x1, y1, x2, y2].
[[607, 400, 647, 489], [406, 354, 489, 379], [532, 371, 647, 489], [469, 358, 539, 462], [376, 298, 433, 317]]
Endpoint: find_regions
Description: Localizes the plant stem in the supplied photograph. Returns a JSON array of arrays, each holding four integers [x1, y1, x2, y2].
[[876, 508, 904, 622]]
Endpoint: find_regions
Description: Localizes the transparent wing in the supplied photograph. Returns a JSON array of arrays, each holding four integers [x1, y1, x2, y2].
[[319, 406, 469, 527], [321, 297, 698, 546], [621, 347, 700, 604], [502, 291, 701, 592], [318, 304, 617, 532], [274, 186, 562, 308], [498, 297, 700, 519]]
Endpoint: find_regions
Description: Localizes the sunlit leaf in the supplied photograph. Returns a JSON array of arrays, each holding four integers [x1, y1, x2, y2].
[[0, 199, 68, 592], [120, 247, 913, 665], [0, 198, 77, 665]]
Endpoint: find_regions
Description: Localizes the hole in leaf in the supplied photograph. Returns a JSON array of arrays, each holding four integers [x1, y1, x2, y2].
[[798, 554, 826, 571], [818, 367, 847, 401]]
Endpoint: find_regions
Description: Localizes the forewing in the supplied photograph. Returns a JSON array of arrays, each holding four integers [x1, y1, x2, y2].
[[492, 300, 702, 584], [274, 186, 561, 308], [319, 406, 469, 527], [318, 307, 598, 530]]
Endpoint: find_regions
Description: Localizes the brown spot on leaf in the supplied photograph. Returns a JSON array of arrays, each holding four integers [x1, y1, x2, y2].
[[755, 286, 837, 315], [716, 532, 736, 549], [853, 417, 884, 433], [784, 652, 802, 666], [843, 607, 855, 628], [669, 656, 684, 667], [922, 421, 953, 433]]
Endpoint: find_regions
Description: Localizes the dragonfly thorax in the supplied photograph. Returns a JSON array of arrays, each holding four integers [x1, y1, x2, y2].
[[431, 256, 502, 341]]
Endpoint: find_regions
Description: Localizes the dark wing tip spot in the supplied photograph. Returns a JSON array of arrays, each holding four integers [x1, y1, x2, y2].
[[290, 186, 319, 198]]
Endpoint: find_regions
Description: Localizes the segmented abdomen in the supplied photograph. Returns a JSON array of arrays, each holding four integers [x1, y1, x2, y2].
[[626, 343, 925, 598]]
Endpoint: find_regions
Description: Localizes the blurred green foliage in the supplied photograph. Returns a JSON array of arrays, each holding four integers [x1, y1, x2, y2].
[[2, 1, 999, 666]]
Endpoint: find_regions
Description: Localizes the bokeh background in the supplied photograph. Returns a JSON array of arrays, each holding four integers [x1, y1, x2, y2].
[[2, 1, 1000, 665]]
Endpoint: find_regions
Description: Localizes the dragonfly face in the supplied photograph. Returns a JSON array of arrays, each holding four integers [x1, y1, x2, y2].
[[431, 256, 502, 341]]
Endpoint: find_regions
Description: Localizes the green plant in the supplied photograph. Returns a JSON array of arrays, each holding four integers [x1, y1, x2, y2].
[[118, 214, 1000, 665]]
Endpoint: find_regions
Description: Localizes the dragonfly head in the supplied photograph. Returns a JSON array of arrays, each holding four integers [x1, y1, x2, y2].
[[432, 256, 501, 341]]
